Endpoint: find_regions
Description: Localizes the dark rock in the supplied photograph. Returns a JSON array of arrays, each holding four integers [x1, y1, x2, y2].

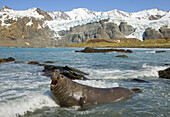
[[126, 50, 133, 53], [99, 19, 109, 24], [64, 66, 89, 75], [104, 22, 125, 39], [158, 67, 170, 79], [0, 57, 15, 63], [143, 28, 164, 40], [164, 64, 170, 66], [28, 61, 40, 65], [61, 70, 85, 80], [5, 57, 15, 62], [119, 22, 135, 36], [42, 65, 63, 76], [75, 47, 133, 53], [43, 65, 63, 72], [159, 26, 170, 37], [149, 15, 163, 20], [115, 55, 128, 58], [42, 65, 88, 80], [155, 51, 166, 53], [38, 64, 46, 66]]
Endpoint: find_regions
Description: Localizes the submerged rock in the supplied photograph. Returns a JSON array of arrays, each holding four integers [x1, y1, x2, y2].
[[75, 47, 133, 53], [158, 67, 170, 79], [0, 57, 15, 63], [28, 61, 40, 65], [115, 55, 128, 58], [14, 61, 26, 63], [164, 64, 170, 66], [132, 78, 150, 83]]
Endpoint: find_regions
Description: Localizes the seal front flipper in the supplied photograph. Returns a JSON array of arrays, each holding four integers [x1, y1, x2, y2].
[[79, 97, 97, 110], [79, 97, 86, 107]]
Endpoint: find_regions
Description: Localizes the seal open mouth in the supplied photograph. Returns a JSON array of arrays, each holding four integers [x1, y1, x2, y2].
[[51, 80, 58, 87]]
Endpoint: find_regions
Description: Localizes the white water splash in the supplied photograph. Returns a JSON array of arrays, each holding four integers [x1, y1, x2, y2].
[[146, 51, 156, 53], [0, 93, 57, 117], [74, 80, 119, 88], [83, 64, 169, 80]]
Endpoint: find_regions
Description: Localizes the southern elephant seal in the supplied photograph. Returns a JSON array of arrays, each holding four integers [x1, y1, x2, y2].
[[50, 70, 140, 107]]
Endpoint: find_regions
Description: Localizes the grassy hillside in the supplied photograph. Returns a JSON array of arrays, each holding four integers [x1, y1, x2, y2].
[[64, 37, 170, 48]]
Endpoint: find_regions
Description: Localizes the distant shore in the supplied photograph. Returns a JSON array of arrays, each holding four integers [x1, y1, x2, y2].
[[64, 38, 170, 48], [0, 38, 170, 48]]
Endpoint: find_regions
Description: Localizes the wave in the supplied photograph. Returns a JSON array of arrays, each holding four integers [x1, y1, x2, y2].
[[82, 64, 169, 79], [0, 93, 57, 117], [74, 80, 119, 88], [146, 51, 156, 53]]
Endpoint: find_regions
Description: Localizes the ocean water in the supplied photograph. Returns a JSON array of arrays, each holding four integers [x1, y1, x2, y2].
[[0, 47, 169, 117]]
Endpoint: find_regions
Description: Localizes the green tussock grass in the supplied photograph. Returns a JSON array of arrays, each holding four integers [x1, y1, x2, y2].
[[64, 37, 170, 48]]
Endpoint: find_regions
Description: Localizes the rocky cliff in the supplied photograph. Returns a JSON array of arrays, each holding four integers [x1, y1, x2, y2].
[[0, 6, 170, 47], [143, 26, 170, 40], [57, 20, 134, 45]]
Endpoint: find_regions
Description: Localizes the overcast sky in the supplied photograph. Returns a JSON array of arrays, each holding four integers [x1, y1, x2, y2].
[[0, 0, 169, 12]]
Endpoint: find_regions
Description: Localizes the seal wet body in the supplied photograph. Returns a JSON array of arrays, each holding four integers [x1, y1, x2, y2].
[[50, 70, 135, 107]]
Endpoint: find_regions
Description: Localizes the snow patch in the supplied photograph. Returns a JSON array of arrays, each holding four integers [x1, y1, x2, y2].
[[25, 42, 30, 46], [53, 32, 61, 39], [26, 20, 33, 26], [38, 24, 42, 29]]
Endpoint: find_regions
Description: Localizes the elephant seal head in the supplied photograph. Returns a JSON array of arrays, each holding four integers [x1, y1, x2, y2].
[[51, 70, 62, 87]]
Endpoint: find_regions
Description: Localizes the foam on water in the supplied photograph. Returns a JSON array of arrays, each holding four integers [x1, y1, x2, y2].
[[146, 51, 157, 53], [83, 64, 169, 80], [74, 80, 119, 88], [0, 93, 57, 117]]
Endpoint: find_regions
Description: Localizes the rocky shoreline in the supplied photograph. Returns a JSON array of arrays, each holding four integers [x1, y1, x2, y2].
[[0, 57, 169, 80], [0, 57, 89, 80]]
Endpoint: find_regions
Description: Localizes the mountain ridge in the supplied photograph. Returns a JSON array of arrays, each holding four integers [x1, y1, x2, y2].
[[0, 6, 170, 47]]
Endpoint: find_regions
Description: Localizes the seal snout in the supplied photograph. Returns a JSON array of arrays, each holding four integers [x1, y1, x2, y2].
[[51, 70, 60, 87]]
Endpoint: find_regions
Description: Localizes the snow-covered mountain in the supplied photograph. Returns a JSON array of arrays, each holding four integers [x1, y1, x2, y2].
[[46, 8, 170, 40], [0, 6, 170, 47]]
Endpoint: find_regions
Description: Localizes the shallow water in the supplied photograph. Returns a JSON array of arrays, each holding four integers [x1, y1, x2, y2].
[[0, 47, 169, 117]]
